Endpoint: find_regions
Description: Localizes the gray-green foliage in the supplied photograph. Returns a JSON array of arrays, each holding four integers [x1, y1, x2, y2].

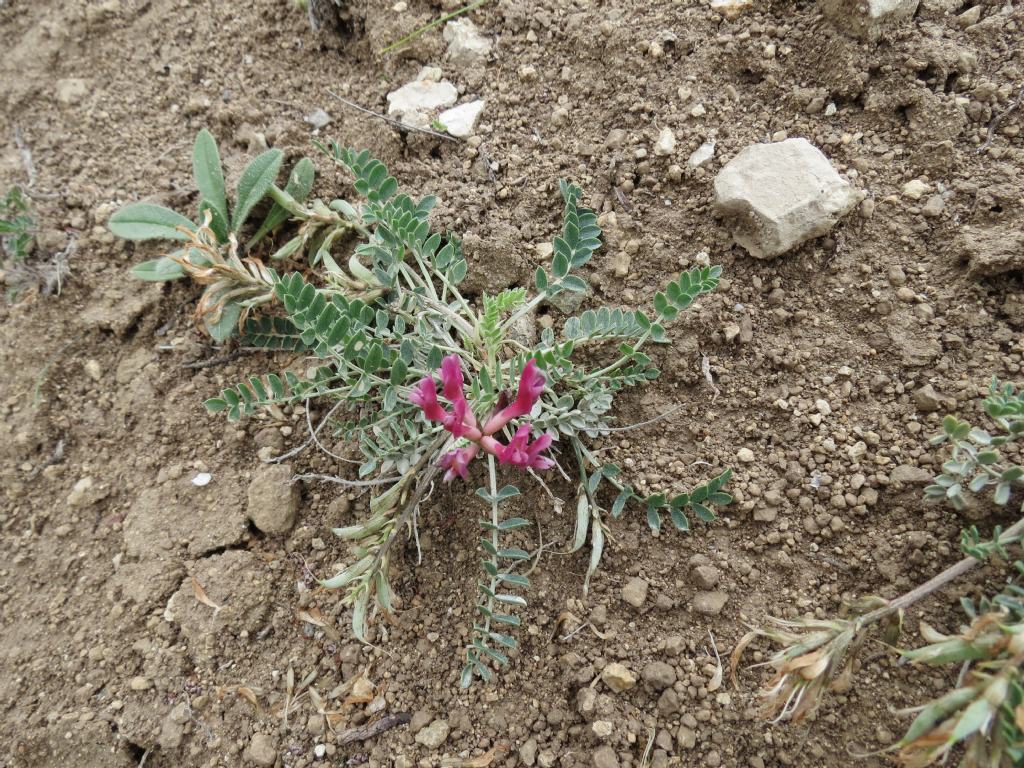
[[110, 134, 731, 686], [1, 186, 35, 264], [926, 379, 1024, 511], [107, 129, 314, 339]]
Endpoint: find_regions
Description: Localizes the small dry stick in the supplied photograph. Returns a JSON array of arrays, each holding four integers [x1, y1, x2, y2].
[[292, 473, 401, 488], [858, 516, 1024, 627], [28, 439, 64, 479], [702, 354, 721, 403], [14, 127, 36, 187], [182, 348, 250, 370], [600, 404, 686, 433], [325, 90, 458, 143], [269, 398, 349, 465], [380, 0, 489, 55], [977, 83, 1024, 154], [335, 712, 412, 745]]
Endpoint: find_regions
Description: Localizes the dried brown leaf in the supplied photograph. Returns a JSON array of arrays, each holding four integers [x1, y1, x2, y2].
[[191, 576, 222, 613], [707, 631, 723, 693], [730, 630, 758, 688], [235, 686, 260, 711], [297, 608, 341, 642], [442, 744, 507, 767]]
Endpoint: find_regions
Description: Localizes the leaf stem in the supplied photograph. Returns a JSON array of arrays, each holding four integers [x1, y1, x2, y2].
[[501, 292, 545, 334], [583, 328, 653, 382], [481, 453, 501, 638], [857, 516, 1024, 627]]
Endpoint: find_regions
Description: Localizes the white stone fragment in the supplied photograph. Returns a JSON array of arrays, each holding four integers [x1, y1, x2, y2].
[[709, 0, 753, 19], [687, 139, 716, 168], [191, 472, 212, 487], [386, 75, 458, 125], [654, 127, 676, 156], [713, 138, 858, 259], [438, 100, 485, 138], [901, 179, 930, 200], [443, 19, 492, 66], [304, 108, 331, 130], [818, 0, 920, 40]]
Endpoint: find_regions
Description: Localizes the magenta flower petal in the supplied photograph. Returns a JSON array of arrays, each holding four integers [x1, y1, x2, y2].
[[443, 397, 471, 438], [409, 376, 446, 422], [440, 354, 465, 402], [526, 431, 555, 471], [498, 423, 532, 466], [482, 359, 546, 434], [438, 445, 478, 482], [513, 359, 546, 413]]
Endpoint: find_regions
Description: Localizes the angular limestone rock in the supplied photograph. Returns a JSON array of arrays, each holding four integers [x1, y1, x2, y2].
[[714, 138, 857, 259], [438, 100, 485, 138], [443, 18, 492, 66], [818, 0, 920, 40], [386, 75, 458, 125]]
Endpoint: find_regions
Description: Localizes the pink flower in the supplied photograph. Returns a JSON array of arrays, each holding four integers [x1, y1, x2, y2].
[[498, 423, 532, 466], [409, 376, 446, 422], [443, 397, 480, 440], [439, 445, 478, 482], [483, 360, 546, 434], [497, 423, 555, 471], [410, 356, 556, 483], [440, 354, 464, 402], [526, 432, 555, 471]]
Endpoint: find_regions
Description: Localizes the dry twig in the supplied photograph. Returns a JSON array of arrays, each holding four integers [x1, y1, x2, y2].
[[335, 712, 412, 745], [977, 83, 1024, 154], [326, 90, 458, 142]]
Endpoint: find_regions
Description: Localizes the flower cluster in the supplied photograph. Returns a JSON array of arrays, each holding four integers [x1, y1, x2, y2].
[[410, 356, 555, 481]]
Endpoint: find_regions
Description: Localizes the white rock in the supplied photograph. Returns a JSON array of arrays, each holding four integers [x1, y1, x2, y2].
[[957, 5, 981, 27], [654, 127, 676, 156], [56, 78, 89, 105], [687, 139, 716, 168], [710, 0, 753, 18], [386, 77, 457, 124], [191, 472, 212, 487], [442, 18, 492, 66], [416, 66, 443, 83], [304, 108, 331, 130], [713, 138, 858, 259], [438, 100, 485, 138], [818, 0, 920, 40], [901, 179, 930, 200]]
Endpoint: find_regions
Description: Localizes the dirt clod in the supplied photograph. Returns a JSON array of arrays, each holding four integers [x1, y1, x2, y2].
[[246, 464, 300, 535]]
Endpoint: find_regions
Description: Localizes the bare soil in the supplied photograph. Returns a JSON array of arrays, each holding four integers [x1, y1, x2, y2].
[[1, 1, 1023, 767]]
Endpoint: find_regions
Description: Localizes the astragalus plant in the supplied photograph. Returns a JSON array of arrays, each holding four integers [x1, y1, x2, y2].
[[109, 131, 731, 686], [733, 380, 1024, 766]]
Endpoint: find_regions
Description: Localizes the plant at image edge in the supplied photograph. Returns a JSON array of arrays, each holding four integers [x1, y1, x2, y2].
[[0, 186, 35, 264], [732, 379, 1024, 766], [109, 133, 732, 686]]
